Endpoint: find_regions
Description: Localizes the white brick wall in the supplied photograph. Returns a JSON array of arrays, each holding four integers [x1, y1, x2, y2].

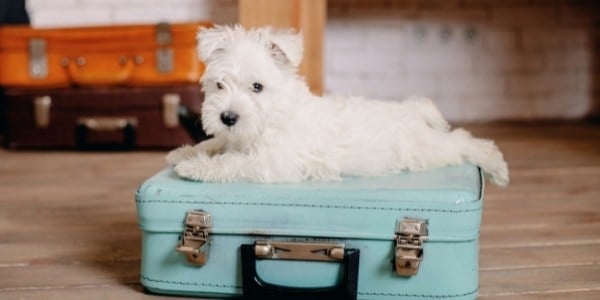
[[26, 0, 238, 27], [326, 0, 600, 122]]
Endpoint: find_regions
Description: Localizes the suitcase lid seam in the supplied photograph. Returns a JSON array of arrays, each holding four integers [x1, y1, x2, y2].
[[135, 199, 481, 213]]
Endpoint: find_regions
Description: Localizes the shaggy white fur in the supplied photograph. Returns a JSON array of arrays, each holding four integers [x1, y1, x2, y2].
[[167, 25, 509, 187]]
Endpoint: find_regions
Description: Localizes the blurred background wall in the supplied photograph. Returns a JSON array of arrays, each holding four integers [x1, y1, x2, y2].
[[25, 0, 600, 123], [25, 0, 237, 26], [326, 0, 600, 122]]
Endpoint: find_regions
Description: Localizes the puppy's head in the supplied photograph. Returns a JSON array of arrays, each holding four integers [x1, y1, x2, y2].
[[197, 25, 305, 150]]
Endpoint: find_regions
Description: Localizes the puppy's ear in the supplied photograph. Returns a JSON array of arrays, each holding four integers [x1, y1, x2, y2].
[[269, 29, 304, 68], [197, 25, 229, 62]]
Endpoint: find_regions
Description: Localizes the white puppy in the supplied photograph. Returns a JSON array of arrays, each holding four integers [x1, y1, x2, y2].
[[167, 25, 509, 187]]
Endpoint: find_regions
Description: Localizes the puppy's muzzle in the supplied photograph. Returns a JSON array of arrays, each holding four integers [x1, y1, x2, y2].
[[220, 111, 239, 127]]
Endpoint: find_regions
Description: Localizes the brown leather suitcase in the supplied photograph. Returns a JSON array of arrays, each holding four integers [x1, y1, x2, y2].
[[0, 22, 211, 88], [2, 86, 207, 149]]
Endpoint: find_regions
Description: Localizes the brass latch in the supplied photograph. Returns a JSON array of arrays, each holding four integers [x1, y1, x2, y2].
[[34, 96, 51, 128], [29, 38, 48, 78], [255, 240, 345, 262], [176, 210, 212, 266], [162, 93, 181, 128], [155, 22, 173, 73], [395, 217, 428, 276]]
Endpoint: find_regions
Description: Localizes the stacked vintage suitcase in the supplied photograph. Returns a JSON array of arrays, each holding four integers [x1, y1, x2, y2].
[[135, 164, 483, 299], [0, 18, 210, 149]]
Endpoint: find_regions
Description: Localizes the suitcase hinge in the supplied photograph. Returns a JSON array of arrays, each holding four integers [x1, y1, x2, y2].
[[29, 39, 48, 79], [176, 210, 212, 266], [394, 217, 428, 276], [156, 22, 174, 73]]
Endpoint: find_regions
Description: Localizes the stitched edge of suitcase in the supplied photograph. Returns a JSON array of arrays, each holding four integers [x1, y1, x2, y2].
[[141, 274, 478, 298], [135, 199, 481, 213], [357, 288, 479, 298], [141, 274, 241, 289]]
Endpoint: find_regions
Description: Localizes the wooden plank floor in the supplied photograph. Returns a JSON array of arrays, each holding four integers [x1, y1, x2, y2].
[[0, 122, 599, 299]]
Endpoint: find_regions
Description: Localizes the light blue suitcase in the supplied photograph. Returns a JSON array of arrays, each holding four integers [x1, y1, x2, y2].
[[135, 164, 483, 299]]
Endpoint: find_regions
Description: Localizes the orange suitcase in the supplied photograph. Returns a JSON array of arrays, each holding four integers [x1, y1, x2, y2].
[[0, 22, 211, 88]]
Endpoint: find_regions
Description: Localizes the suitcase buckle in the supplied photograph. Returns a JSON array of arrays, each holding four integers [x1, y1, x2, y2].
[[29, 38, 48, 78], [176, 210, 212, 266], [395, 217, 428, 276], [156, 22, 174, 73], [33, 96, 52, 128], [162, 94, 181, 128]]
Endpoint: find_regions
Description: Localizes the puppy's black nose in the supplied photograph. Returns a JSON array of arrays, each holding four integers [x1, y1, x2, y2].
[[220, 111, 239, 127]]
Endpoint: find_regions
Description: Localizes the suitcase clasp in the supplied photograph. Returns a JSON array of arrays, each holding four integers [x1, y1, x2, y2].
[[29, 38, 48, 79], [176, 210, 212, 266], [33, 96, 52, 128], [395, 217, 428, 276], [162, 94, 181, 128], [156, 23, 174, 73]]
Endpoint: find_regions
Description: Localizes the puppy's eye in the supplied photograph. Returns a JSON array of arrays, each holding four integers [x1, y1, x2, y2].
[[216, 82, 224, 89], [252, 82, 263, 93]]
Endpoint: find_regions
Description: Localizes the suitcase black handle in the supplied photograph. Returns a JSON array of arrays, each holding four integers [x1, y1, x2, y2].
[[241, 244, 360, 300], [75, 117, 137, 150]]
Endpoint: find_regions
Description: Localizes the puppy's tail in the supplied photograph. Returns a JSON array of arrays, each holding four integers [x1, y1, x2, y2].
[[451, 128, 510, 187], [405, 96, 450, 131]]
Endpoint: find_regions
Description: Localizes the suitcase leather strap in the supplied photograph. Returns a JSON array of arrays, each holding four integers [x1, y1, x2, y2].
[[241, 243, 360, 300]]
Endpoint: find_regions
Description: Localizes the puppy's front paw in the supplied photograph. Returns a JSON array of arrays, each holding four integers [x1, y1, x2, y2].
[[165, 145, 196, 165], [174, 154, 211, 181]]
